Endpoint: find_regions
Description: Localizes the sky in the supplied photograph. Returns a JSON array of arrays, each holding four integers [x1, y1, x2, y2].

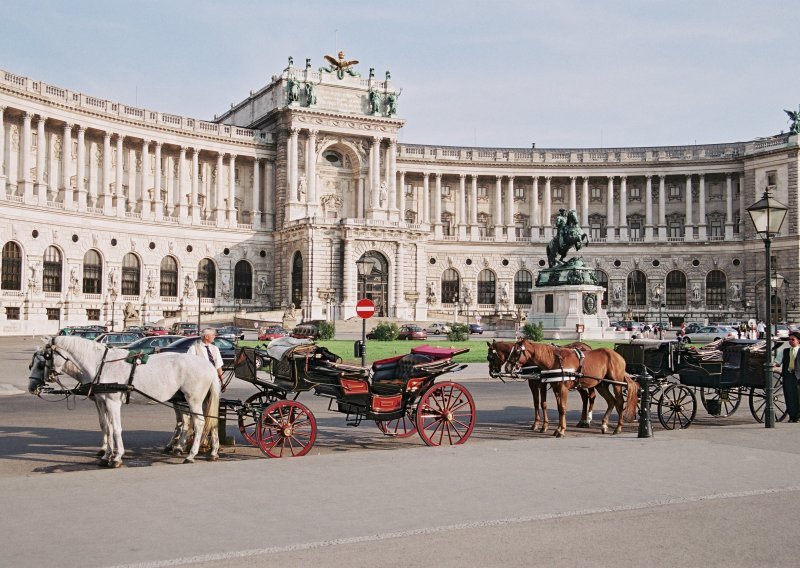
[[2, 0, 798, 149]]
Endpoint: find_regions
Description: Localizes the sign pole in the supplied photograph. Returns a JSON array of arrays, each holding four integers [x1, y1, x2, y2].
[[355, 298, 376, 367], [361, 317, 366, 367]]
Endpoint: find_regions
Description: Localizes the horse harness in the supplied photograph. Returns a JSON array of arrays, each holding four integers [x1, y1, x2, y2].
[[540, 346, 586, 386]]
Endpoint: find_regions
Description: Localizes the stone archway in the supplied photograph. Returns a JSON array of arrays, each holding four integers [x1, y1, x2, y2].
[[357, 250, 389, 317]]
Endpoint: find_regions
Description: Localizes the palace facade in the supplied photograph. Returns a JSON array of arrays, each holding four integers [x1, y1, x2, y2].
[[1, 56, 798, 334]]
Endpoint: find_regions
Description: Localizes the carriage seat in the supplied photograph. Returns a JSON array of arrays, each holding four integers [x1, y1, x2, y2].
[[371, 353, 433, 395]]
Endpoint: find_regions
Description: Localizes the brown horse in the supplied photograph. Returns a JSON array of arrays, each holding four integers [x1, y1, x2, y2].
[[487, 340, 596, 432], [505, 339, 638, 438]]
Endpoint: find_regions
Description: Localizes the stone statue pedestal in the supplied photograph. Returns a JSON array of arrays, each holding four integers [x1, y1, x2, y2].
[[528, 283, 609, 339]]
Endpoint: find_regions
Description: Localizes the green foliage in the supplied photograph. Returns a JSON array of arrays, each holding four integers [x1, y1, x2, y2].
[[369, 322, 399, 341], [521, 321, 544, 341], [446, 323, 469, 342], [317, 321, 336, 340]]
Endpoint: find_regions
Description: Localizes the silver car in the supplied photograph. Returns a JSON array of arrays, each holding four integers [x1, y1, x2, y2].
[[683, 326, 738, 345]]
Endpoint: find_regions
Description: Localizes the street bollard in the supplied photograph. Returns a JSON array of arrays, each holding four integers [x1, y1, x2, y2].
[[637, 373, 653, 438]]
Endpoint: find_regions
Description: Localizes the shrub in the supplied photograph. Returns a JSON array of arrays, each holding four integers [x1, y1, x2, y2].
[[317, 321, 336, 340], [446, 323, 469, 342], [521, 321, 544, 341], [368, 322, 399, 341]]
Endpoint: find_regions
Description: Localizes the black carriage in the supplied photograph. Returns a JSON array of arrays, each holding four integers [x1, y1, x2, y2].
[[223, 339, 476, 457]]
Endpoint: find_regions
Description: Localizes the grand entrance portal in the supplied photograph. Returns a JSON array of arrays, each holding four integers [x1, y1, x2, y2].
[[357, 251, 389, 317]]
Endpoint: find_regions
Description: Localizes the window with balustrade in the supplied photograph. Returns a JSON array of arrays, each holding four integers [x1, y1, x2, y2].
[[82, 249, 103, 294], [709, 218, 724, 238], [514, 185, 525, 199], [553, 187, 564, 202], [706, 270, 727, 306], [668, 185, 682, 200], [629, 185, 641, 201], [1, 242, 22, 291], [43, 246, 62, 293], [666, 270, 687, 306], [629, 219, 642, 240], [477, 186, 487, 199], [159, 256, 178, 297], [477, 269, 496, 305], [122, 253, 140, 296], [441, 212, 453, 236], [441, 269, 460, 304], [514, 270, 533, 305], [590, 186, 602, 202], [197, 258, 216, 298], [627, 270, 647, 306], [404, 210, 416, 224], [234, 260, 252, 300]]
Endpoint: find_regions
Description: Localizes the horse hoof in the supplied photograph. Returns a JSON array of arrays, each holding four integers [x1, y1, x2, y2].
[[96, 450, 106, 457], [554, 431, 565, 438], [182, 458, 194, 464], [538, 426, 548, 433], [208, 454, 219, 462], [109, 460, 122, 469]]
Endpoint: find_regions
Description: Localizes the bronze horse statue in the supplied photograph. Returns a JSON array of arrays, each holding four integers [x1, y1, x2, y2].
[[505, 339, 639, 438], [487, 340, 596, 433], [546, 209, 588, 268]]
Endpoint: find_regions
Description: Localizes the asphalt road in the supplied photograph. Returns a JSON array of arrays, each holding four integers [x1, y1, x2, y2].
[[1, 336, 799, 567]]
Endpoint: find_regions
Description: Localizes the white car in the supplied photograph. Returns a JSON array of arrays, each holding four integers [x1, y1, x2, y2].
[[683, 326, 738, 345], [425, 322, 452, 335]]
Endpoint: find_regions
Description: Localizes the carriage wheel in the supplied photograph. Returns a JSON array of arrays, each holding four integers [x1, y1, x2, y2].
[[415, 382, 476, 447], [657, 385, 697, 430], [376, 407, 417, 438], [256, 400, 317, 458], [238, 391, 279, 447], [700, 387, 741, 417], [749, 373, 788, 423]]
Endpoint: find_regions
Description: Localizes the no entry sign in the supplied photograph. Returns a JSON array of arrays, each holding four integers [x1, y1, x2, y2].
[[356, 298, 376, 319]]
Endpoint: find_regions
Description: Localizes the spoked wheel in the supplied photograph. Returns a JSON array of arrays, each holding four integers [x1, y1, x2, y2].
[[238, 391, 280, 447], [749, 373, 788, 423], [376, 407, 417, 438], [256, 400, 317, 458], [700, 387, 741, 417], [658, 385, 697, 430], [415, 381, 476, 447]]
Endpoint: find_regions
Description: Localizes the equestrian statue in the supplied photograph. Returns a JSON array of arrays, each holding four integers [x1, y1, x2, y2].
[[546, 208, 588, 268]]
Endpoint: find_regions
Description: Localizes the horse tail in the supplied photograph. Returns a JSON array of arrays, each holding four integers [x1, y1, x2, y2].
[[622, 373, 639, 422], [200, 371, 221, 441]]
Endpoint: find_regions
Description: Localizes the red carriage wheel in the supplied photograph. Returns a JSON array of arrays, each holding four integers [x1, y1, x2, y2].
[[238, 391, 279, 447], [376, 408, 417, 438], [257, 400, 317, 458], [415, 381, 476, 447]]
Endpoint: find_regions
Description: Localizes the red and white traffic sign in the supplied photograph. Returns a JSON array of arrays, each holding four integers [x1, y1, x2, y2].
[[356, 298, 376, 319]]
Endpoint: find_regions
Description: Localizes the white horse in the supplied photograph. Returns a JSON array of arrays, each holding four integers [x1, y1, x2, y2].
[[34, 336, 220, 467]]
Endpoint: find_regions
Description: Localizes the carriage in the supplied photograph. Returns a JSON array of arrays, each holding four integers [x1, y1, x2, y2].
[[614, 338, 787, 429], [221, 338, 477, 457]]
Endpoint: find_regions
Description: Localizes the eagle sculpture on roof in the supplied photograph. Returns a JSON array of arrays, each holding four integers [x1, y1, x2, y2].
[[322, 51, 360, 79]]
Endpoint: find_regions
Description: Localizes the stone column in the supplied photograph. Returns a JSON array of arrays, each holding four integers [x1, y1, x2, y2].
[[0, 106, 5, 198], [494, 175, 503, 237], [470, 174, 479, 240], [76, 126, 87, 212], [422, 173, 430, 224], [164, 155, 174, 216], [506, 176, 515, 242], [141, 140, 152, 220], [544, 176, 552, 235], [697, 174, 707, 240], [531, 176, 540, 239], [101, 132, 112, 214], [645, 175, 653, 240], [658, 174, 666, 239], [569, 176, 577, 211], [356, 177, 364, 218], [581, 177, 589, 228], [342, 238, 355, 309], [153, 142, 163, 221], [190, 147, 200, 223], [398, 171, 406, 222], [264, 160, 275, 230], [684, 174, 693, 240], [21, 112, 34, 203], [177, 146, 188, 223], [228, 154, 237, 228], [215, 152, 225, 225], [619, 176, 628, 241], [306, 130, 317, 206], [387, 139, 398, 219], [61, 123, 72, 209], [606, 176, 615, 241], [88, 140, 98, 207], [458, 173, 467, 239], [287, 128, 298, 203], [36, 116, 47, 205], [114, 135, 125, 216], [394, 241, 404, 314], [251, 158, 261, 228], [369, 136, 381, 218], [434, 173, 443, 238], [725, 173, 734, 239]]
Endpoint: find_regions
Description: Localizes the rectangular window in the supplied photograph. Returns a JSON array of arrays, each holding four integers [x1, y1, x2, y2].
[[477, 186, 487, 198], [5, 307, 20, 320], [710, 220, 724, 237], [441, 185, 451, 197], [669, 221, 682, 237], [767, 170, 777, 188], [515, 224, 525, 237], [669, 185, 681, 200], [591, 224, 602, 240], [734, 215, 740, 234], [590, 186, 602, 201], [46, 308, 60, 321], [514, 186, 525, 199], [404, 183, 413, 196], [629, 186, 641, 201], [86, 308, 100, 321], [163, 310, 178, 319], [552, 187, 563, 201], [629, 221, 642, 239]]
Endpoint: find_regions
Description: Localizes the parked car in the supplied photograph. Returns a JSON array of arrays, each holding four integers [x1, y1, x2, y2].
[[123, 335, 184, 354], [143, 325, 170, 336], [124, 325, 144, 334], [156, 336, 237, 368], [291, 324, 320, 340], [258, 326, 289, 341], [425, 322, 452, 335], [613, 321, 642, 332], [684, 322, 703, 334], [397, 325, 428, 340], [469, 323, 484, 334], [170, 322, 198, 336], [217, 326, 244, 342], [70, 329, 104, 340], [683, 325, 738, 345], [95, 332, 145, 348], [773, 324, 790, 338]]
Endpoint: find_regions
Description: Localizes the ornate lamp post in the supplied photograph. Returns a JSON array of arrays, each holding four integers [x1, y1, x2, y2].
[[654, 283, 664, 340], [355, 257, 373, 367], [194, 277, 204, 335], [747, 188, 788, 428], [110, 289, 117, 331]]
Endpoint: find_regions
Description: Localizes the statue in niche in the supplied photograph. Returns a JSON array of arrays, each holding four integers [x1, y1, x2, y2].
[[27, 262, 40, 294], [258, 275, 269, 295], [221, 273, 231, 300], [463, 284, 473, 306], [183, 274, 194, 298], [107, 268, 118, 294], [500, 282, 510, 304], [379, 181, 388, 207], [613, 284, 623, 301], [729, 283, 741, 301], [298, 175, 307, 201], [146, 270, 156, 296], [691, 284, 701, 301], [69, 267, 80, 294], [426, 282, 437, 305]]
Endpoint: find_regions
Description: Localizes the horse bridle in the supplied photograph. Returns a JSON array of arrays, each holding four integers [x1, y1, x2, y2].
[[487, 345, 503, 378]]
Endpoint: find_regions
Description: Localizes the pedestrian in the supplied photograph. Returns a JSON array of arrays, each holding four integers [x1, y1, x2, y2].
[[192, 328, 224, 388], [779, 331, 800, 423], [757, 320, 766, 340]]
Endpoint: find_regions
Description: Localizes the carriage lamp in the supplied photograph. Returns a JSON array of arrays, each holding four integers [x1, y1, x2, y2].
[[747, 189, 788, 429], [194, 277, 204, 336], [110, 289, 118, 332], [654, 283, 664, 340]]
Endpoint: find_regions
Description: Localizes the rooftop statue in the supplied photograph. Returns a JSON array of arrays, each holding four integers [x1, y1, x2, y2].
[[785, 105, 800, 135], [322, 51, 360, 79]]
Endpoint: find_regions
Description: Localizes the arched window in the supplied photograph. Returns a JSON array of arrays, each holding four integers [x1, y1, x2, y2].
[[42, 246, 62, 293], [594, 269, 609, 307], [82, 249, 103, 294], [356, 251, 390, 317], [514, 270, 533, 305], [666, 270, 687, 307], [627, 270, 647, 306], [197, 258, 216, 298], [478, 269, 496, 305], [234, 260, 252, 299], [159, 256, 178, 297], [705, 270, 727, 306], [441, 269, 460, 304], [291, 252, 303, 307], [121, 253, 140, 296], [1, 242, 22, 291]]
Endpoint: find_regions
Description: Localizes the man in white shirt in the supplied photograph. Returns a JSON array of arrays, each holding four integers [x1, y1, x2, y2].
[[192, 328, 224, 386], [780, 331, 800, 422]]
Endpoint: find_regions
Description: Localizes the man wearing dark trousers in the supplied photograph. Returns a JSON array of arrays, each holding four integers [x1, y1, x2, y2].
[[780, 331, 800, 423]]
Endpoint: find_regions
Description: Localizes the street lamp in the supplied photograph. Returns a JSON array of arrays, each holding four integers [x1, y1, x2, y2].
[[654, 283, 664, 340], [194, 277, 204, 335], [355, 257, 373, 367], [747, 188, 788, 428], [56, 300, 62, 333], [110, 289, 118, 332]]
